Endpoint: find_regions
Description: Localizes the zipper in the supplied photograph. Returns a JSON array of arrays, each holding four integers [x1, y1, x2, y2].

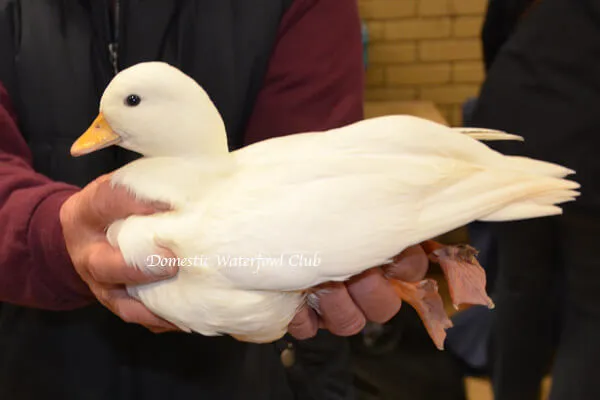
[[108, 0, 120, 75]]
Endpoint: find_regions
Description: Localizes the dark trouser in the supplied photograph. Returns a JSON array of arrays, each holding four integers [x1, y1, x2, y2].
[[491, 206, 600, 400]]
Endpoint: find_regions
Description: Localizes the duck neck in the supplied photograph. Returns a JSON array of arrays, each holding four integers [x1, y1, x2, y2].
[[149, 136, 229, 158], [142, 118, 230, 158]]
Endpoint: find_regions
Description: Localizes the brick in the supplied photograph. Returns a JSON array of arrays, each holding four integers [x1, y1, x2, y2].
[[435, 104, 455, 126], [387, 64, 451, 85], [366, 21, 385, 41], [451, 104, 464, 126], [359, 0, 417, 20], [418, 0, 451, 16], [453, 16, 483, 37], [437, 104, 464, 126], [384, 18, 451, 40], [365, 88, 418, 101], [366, 66, 385, 87], [452, 61, 484, 83], [369, 42, 417, 64], [451, 0, 486, 15], [419, 84, 480, 104], [419, 39, 482, 61]]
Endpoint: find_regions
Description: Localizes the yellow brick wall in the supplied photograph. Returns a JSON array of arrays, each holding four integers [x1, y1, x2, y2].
[[360, 0, 487, 126]]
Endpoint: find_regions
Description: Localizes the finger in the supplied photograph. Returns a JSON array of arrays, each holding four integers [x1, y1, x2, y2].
[[86, 241, 178, 285], [139, 247, 180, 276], [95, 173, 114, 184], [346, 268, 402, 323], [87, 178, 170, 227], [115, 299, 179, 331], [315, 283, 366, 336], [384, 245, 429, 282], [288, 306, 319, 340], [148, 326, 179, 334], [99, 286, 179, 331]]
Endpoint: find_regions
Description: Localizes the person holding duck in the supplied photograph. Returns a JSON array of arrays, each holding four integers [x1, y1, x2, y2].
[[0, 1, 578, 400], [0, 1, 429, 399]]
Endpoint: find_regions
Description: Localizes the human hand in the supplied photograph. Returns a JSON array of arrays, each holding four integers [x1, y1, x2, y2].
[[59, 174, 179, 333], [288, 245, 429, 339]]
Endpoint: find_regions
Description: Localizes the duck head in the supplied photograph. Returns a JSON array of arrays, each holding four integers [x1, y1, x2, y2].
[[71, 62, 229, 158]]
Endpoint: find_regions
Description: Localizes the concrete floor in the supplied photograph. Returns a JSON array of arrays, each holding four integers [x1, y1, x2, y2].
[[465, 377, 551, 400]]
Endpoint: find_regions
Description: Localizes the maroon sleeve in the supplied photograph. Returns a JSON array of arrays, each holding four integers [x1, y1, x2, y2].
[[243, 0, 364, 144], [0, 83, 94, 310]]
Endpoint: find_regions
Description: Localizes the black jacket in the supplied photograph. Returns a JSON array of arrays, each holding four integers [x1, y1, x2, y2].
[[474, 0, 600, 208], [0, 1, 355, 399], [481, 0, 538, 70]]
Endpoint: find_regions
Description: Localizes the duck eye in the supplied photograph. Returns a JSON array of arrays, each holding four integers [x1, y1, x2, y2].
[[125, 94, 142, 107]]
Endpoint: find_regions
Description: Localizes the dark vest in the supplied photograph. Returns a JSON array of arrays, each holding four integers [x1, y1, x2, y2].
[[0, 1, 353, 399]]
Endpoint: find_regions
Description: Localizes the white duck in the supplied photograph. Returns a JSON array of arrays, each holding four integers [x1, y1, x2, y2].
[[70, 62, 579, 349]]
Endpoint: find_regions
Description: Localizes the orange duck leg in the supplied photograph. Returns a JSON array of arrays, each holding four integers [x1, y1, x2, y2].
[[386, 240, 494, 350]]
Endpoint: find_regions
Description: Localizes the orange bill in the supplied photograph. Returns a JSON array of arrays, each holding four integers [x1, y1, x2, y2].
[[71, 113, 121, 157]]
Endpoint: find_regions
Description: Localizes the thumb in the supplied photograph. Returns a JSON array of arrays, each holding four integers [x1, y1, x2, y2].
[[85, 240, 178, 286], [87, 178, 170, 227]]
